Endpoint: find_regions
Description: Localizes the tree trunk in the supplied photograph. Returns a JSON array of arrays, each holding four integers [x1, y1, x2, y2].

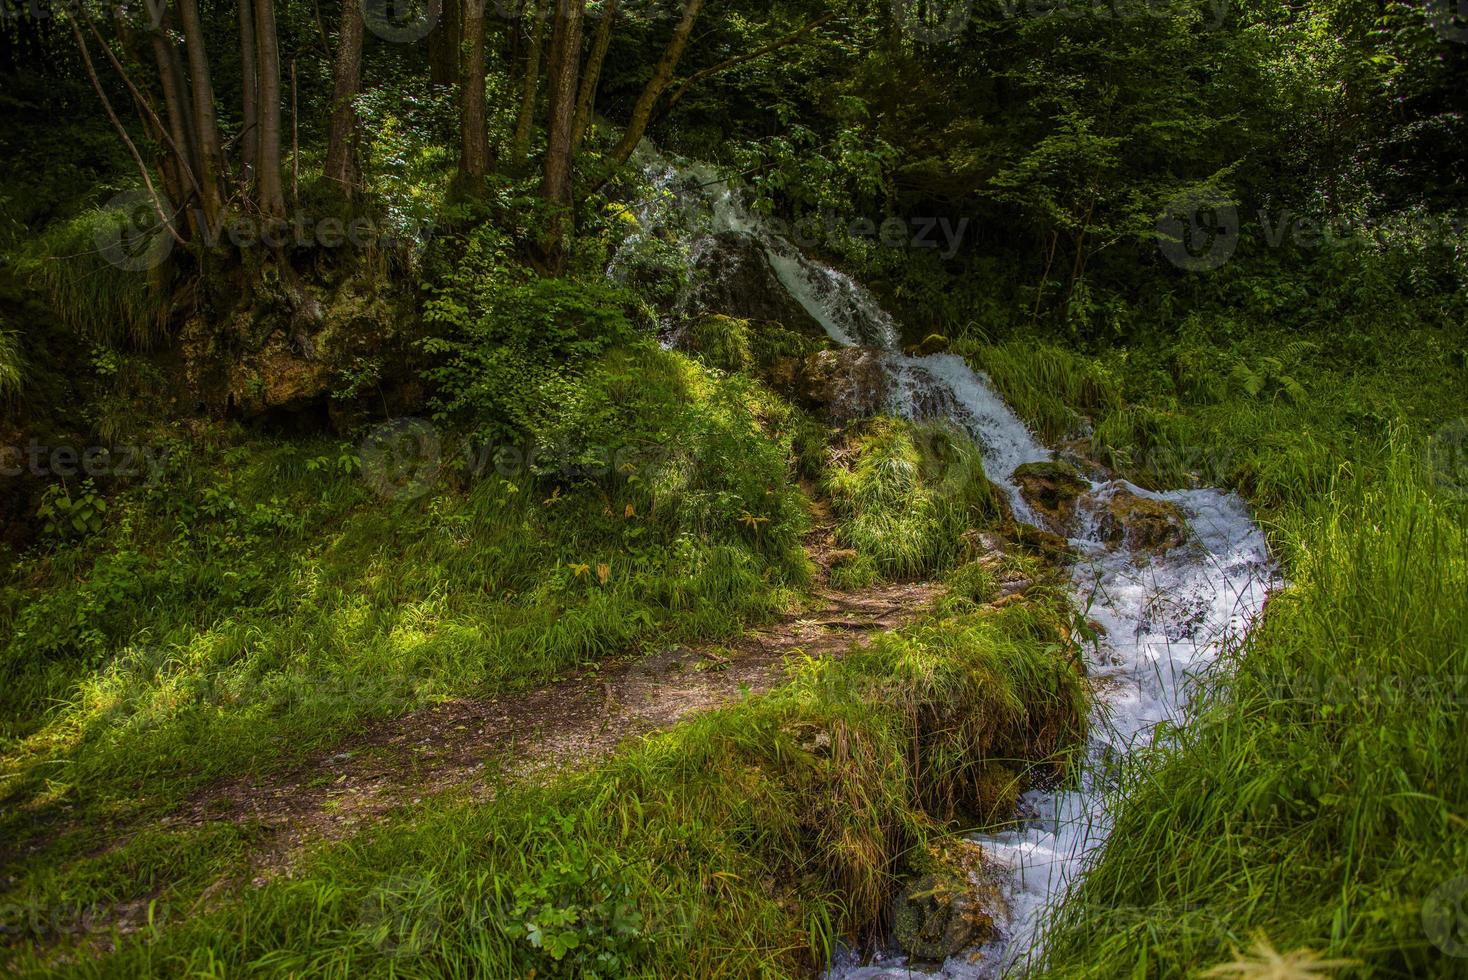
[[253, 0, 286, 218], [511, 0, 548, 172], [176, 0, 224, 229], [571, 0, 616, 153], [429, 0, 463, 86], [605, 0, 703, 169], [541, 0, 586, 273], [239, 0, 259, 183], [324, 0, 364, 195], [458, 0, 490, 182]]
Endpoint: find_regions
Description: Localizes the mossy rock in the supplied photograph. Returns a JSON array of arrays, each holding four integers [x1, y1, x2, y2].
[[1012, 460, 1090, 527], [1012, 522, 1079, 566], [1088, 485, 1191, 552], [903, 333, 951, 358], [892, 841, 1001, 963]]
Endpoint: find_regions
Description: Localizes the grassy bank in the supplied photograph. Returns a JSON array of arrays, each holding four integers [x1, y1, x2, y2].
[[2, 588, 1088, 977]]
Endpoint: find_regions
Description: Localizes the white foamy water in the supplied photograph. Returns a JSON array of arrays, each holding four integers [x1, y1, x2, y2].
[[622, 150, 1275, 978]]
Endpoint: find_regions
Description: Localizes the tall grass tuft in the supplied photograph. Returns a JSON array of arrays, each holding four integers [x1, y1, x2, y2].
[[16, 204, 171, 349], [825, 417, 1002, 578], [0, 327, 23, 401]]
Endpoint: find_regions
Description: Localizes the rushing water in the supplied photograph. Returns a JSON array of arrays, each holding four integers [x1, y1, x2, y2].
[[621, 150, 1276, 977]]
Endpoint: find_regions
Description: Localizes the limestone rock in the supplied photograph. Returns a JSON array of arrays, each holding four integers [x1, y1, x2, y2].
[[691, 231, 827, 338], [774, 349, 892, 425]]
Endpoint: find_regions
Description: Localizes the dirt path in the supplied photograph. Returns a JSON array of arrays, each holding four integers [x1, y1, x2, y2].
[[163, 506, 940, 880]]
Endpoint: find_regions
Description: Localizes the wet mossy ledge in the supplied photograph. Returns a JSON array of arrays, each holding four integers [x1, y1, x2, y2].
[[30, 592, 1087, 978]]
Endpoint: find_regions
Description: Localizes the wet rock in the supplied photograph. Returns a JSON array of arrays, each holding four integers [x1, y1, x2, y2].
[[1087, 486, 1191, 552], [1013, 460, 1090, 528], [692, 231, 827, 338], [1012, 522, 1079, 566], [903, 333, 950, 358], [775, 349, 892, 425], [892, 842, 1001, 964]]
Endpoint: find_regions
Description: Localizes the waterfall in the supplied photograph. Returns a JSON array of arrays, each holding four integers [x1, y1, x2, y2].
[[621, 149, 1276, 978]]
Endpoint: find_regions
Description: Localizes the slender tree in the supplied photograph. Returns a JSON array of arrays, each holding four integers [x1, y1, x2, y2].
[[324, 0, 364, 195], [253, 0, 285, 217], [604, 0, 703, 169], [429, 0, 463, 87], [458, 0, 490, 182], [511, 0, 548, 172], [239, 0, 258, 182], [176, 0, 224, 228], [571, 0, 616, 154], [541, 0, 585, 272]]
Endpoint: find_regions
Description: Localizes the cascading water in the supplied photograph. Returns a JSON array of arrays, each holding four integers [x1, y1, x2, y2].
[[619, 149, 1276, 977]]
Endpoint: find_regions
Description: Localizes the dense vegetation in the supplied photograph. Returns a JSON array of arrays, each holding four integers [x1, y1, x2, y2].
[[1, 0, 1465, 976]]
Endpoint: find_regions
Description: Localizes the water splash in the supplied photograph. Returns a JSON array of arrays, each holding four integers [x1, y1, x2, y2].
[[626, 148, 1275, 978]]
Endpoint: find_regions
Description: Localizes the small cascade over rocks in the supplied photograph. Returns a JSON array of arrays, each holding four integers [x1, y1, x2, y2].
[[619, 146, 1276, 978]]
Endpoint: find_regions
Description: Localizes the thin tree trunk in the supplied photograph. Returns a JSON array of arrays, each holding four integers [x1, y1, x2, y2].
[[541, 0, 586, 273], [253, 0, 286, 217], [458, 0, 490, 182], [571, 0, 616, 153], [429, 0, 463, 86], [71, 21, 186, 247], [324, 0, 363, 195], [85, 14, 203, 207], [239, 0, 258, 183], [605, 0, 703, 169], [511, 0, 548, 171], [176, 0, 224, 228], [290, 58, 299, 204], [1032, 230, 1059, 324]]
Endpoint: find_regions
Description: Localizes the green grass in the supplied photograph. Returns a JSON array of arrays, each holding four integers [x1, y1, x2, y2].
[[1040, 439, 1468, 978], [1, 597, 1088, 978], [825, 418, 1003, 579], [0, 343, 814, 864]]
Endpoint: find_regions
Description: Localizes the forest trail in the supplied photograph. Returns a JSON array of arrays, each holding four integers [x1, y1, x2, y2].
[[163, 501, 940, 882]]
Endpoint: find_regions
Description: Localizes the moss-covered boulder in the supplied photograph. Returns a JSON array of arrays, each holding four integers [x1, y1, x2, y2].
[[1087, 485, 1191, 552], [903, 333, 951, 358], [1013, 460, 1090, 528], [778, 348, 892, 425], [892, 841, 1003, 964]]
